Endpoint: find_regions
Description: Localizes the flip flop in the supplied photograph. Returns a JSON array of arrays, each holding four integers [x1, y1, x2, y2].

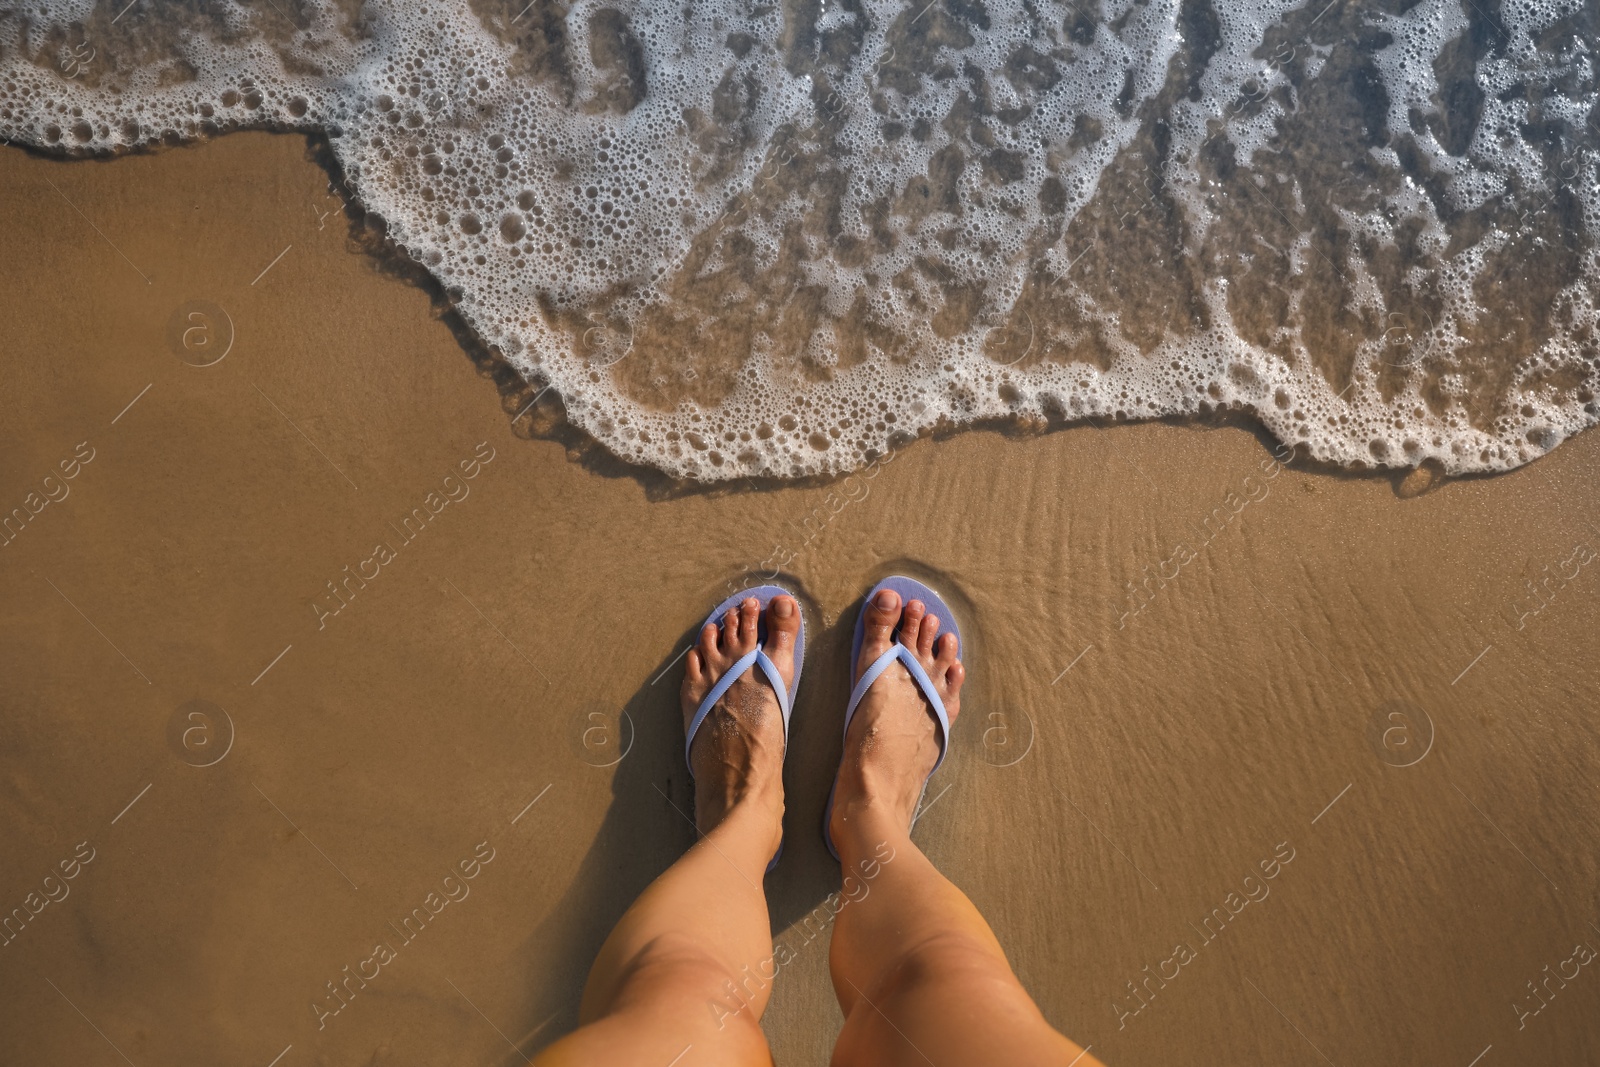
[[684, 584, 805, 872], [823, 575, 961, 860]]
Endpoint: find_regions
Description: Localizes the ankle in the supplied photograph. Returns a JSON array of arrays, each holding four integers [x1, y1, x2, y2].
[[697, 777, 784, 837], [831, 788, 915, 855], [835, 764, 920, 823]]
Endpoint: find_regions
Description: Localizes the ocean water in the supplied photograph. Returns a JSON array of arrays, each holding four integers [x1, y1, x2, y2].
[[2, 0, 1596, 480]]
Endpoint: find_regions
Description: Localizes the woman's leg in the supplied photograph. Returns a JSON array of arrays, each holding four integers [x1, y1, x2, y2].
[[827, 589, 1102, 1067], [535, 596, 798, 1067]]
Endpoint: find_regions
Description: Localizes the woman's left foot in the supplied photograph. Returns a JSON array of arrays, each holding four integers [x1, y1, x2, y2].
[[681, 596, 799, 840]]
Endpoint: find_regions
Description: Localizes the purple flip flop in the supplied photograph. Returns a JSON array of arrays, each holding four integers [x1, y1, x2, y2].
[[824, 575, 961, 860], [683, 584, 805, 871]]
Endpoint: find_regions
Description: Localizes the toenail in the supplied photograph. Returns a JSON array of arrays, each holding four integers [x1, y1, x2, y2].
[[773, 598, 794, 618], [875, 590, 896, 609]]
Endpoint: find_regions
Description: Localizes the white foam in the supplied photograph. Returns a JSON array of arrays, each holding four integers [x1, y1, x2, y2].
[[1, 0, 1595, 479]]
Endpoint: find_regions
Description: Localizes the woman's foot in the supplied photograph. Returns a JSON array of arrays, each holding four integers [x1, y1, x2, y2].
[[681, 595, 799, 842], [829, 589, 965, 846]]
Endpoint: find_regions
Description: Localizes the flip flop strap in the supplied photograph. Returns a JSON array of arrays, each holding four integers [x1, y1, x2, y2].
[[684, 647, 790, 771], [844, 643, 950, 775]]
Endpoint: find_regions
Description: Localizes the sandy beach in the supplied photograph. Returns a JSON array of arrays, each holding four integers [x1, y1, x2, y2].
[[2, 132, 1598, 1065]]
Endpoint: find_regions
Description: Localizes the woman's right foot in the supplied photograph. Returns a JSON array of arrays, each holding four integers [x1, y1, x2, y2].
[[681, 595, 798, 843], [829, 588, 965, 845]]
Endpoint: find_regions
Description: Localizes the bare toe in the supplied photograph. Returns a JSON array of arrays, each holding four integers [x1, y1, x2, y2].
[[899, 598, 926, 653], [701, 622, 723, 664], [857, 588, 901, 682], [946, 660, 966, 704], [737, 596, 760, 649], [936, 633, 963, 723], [763, 595, 800, 684]]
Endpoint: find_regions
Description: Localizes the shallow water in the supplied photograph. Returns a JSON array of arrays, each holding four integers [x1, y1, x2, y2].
[[2, 128, 1599, 1067], [2, 0, 1597, 479]]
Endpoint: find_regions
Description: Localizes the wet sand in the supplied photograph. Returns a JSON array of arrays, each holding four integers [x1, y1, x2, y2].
[[1, 132, 1598, 1066]]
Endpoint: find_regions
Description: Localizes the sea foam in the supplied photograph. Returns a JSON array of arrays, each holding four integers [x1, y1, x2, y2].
[[2, 0, 1596, 479]]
